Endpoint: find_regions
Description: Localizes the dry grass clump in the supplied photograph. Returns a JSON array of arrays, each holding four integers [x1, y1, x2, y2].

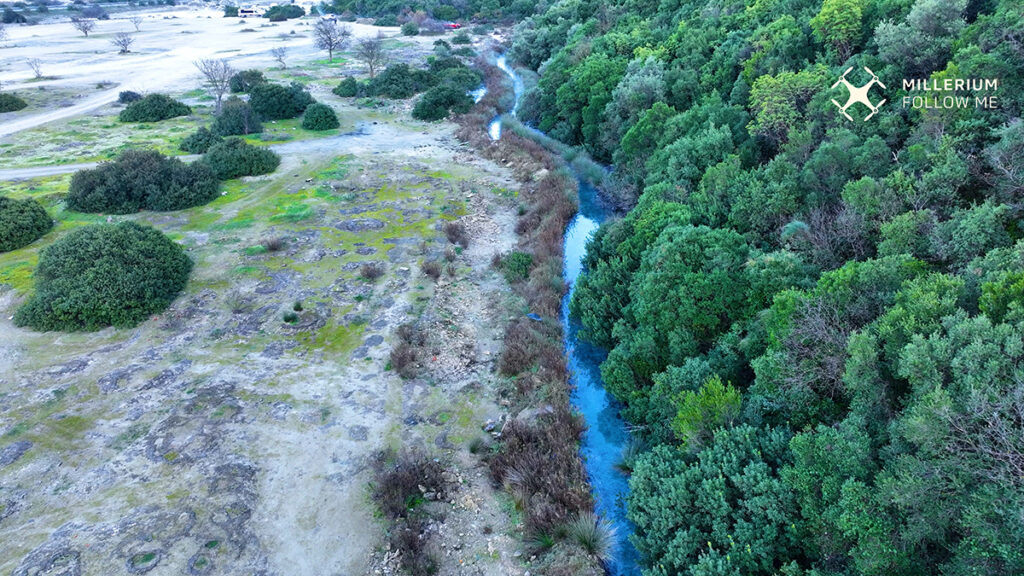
[[421, 259, 442, 281], [442, 221, 469, 248], [359, 262, 384, 281], [390, 323, 426, 379], [372, 449, 447, 576]]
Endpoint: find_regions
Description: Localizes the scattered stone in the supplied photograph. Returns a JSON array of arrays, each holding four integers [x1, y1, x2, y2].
[[0, 440, 31, 467]]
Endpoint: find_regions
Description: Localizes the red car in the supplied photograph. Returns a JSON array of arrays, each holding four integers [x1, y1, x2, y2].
[[444, 22, 462, 29]]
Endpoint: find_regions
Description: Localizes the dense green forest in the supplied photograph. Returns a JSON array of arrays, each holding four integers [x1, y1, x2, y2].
[[322, 0, 538, 21], [509, 0, 1024, 574]]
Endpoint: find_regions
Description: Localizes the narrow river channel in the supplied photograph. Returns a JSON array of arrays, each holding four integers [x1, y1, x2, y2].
[[488, 53, 641, 575]]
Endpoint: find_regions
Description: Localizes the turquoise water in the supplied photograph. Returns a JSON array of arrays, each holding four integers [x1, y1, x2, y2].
[[491, 54, 641, 575]]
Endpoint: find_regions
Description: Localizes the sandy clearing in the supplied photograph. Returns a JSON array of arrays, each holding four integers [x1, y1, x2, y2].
[[0, 8, 404, 138]]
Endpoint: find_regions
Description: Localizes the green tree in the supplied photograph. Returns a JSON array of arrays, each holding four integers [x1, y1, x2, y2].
[[811, 0, 865, 62], [629, 426, 799, 576], [671, 375, 741, 448]]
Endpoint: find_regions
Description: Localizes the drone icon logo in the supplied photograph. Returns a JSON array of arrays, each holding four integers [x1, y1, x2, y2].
[[831, 66, 887, 121]]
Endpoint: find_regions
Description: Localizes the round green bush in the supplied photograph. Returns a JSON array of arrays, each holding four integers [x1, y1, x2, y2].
[[180, 126, 224, 154], [401, 21, 419, 36], [249, 82, 314, 120], [333, 76, 359, 98], [118, 90, 142, 104], [302, 103, 340, 131], [367, 64, 436, 99], [229, 69, 266, 93], [118, 94, 191, 122], [439, 67, 483, 92], [14, 221, 192, 331], [412, 85, 473, 121], [211, 97, 263, 136], [0, 93, 28, 113], [374, 14, 398, 26], [0, 196, 52, 253], [451, 31, 471, 45], [67, 149, 220, 213], [202, 138, 281, 180]]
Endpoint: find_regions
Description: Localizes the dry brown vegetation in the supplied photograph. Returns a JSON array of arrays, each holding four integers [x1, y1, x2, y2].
[[454, 50, 597, 571]]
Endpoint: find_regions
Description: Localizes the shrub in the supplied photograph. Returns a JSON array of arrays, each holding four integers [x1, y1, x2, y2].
[[263, 4, 303, 20], [372, 448, 445, 520], [400, 21, 419, 35], [260, 236, 285, 252], [390, 322, 425, 379], [282, 311, 299, 323], [179, 126, 223, 154], [412, 85, 473, 121], [367, 64, 435, 99], [0, 196, 52, 253], [421, 259, 442, 280], [223, 4, 237, 16], [211, 96, 262, 136], [451, 46, 475, 58], [117, 90, 142, 104], [229, 69, 266, 93], [451, 31, 471, 45], [118, 94, 191, 122], [373, 14, 398, 26], [432, 5, 458, 20], [249, 82, 313, 120], [301, 102, 339, 131], [360, 262, 384, 281], [438, 66, 482, 92], [67, 150, 220, 213], [202, 138, 280, 180], [14, 222, 192, 331], [332, 76, 359, 97], [443, 221, 469, 248], [428, 56, 467, 75], [0, 93, 28, 113], [499, 251, 533, 283]]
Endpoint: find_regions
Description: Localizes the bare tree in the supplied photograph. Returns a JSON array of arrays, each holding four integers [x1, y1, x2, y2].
[[312, 20, 351, 63], [194, 58, 234, 113], [355, 32, 388, 78], [71, 17, 96, 37], [271, 46, 287, 69], [111, 32, 134, 54], [129, 15, 143, 32], [27, 58, 43, 79]]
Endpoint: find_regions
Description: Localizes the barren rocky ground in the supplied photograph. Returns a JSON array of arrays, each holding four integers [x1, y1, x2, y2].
[[0, 10, 533, 576]]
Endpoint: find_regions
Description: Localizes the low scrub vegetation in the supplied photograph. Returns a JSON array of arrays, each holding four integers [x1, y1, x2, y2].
[[202, 138, 280, 180], [301, 102, 339, 131], [389, 322, 426, 379], [211, 97, 263, 136], [229, 69, 266, 93], [332, 76, 358, 97], [118, 94, 191, 122], [412, 86, 473, 121], [67, 150, 220, 213], [179, 126, 223, 154], [0, 196, 52, 253], [117, 90, 142, 104], [371, 449, 447, 576], [249, 82, 314, 120], [0, 92, 29, 112], [14, 222, 192, 331]]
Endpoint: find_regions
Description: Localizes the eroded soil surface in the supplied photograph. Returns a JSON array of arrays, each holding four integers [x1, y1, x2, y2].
[[0, 14, 533, 576]]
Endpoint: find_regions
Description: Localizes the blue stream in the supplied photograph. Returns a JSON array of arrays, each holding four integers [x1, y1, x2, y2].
[[490, 55, 641, 576]]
